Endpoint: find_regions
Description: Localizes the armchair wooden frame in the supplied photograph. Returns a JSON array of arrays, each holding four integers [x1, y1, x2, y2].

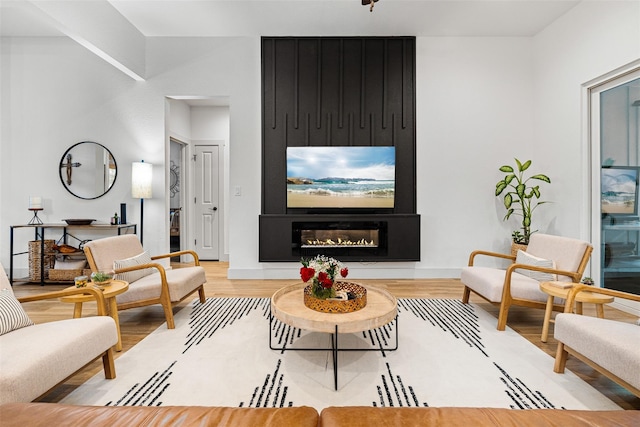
[[462, 246, 593, 331], [84, 248, 206, 329], [553, 284, 640, 398], [17, 287, 116, 386]]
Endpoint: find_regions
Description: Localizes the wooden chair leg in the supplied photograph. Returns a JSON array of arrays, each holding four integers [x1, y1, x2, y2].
[[163, 303, 176, 329], [554, 342, 568, 373], [496, 301, 510, 331], [462, 286, 471, 304], [102, 348, 116, 379], [198, 286, 206, 303]]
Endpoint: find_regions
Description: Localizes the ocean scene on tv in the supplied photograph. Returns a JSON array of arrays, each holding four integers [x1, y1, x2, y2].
[[601, 168, 639, 215], [287, 146, 395, 208]]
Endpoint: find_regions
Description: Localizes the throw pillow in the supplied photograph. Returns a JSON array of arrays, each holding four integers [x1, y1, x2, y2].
[[515, 250, 557, 282], [0, 289, 34, 335], [113, 251, 155, 283]]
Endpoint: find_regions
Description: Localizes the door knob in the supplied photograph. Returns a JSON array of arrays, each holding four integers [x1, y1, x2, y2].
[[210, 207, 218, 211]]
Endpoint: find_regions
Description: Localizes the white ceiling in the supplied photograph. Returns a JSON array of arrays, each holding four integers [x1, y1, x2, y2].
[[2, 0, 581, 38]]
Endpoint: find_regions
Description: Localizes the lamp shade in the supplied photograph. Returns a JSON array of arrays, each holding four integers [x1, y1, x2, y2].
[[132, 161, 153, 199]]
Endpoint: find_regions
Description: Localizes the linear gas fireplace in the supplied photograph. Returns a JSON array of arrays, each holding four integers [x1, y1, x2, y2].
[[294, 221, 387, 258], [259, 214, 420, 262]]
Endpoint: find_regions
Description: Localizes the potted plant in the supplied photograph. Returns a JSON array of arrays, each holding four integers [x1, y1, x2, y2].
[[495, 158, 551, 249], [580, 277, 595, 286]]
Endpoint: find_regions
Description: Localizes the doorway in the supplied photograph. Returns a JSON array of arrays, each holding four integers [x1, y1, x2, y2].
[[169, 138, 185, 260], [166, 96, 229, 262]]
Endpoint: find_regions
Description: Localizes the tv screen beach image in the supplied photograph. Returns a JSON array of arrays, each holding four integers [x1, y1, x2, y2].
[[287, 146, 395, 208]]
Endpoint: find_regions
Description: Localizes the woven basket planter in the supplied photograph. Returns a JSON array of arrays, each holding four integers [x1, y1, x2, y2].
[[510, 242, 528, 257]]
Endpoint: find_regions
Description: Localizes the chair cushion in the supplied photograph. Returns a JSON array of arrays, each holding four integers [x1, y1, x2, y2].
[[84, 235, 145, 273], [526, 234, 590, 281], [113, 251, 154, 283], [0, 316, 117, 404], [116, 266, 206, 305], [0, 290, 34, 336], [461, 266, 562, 304], [555, 313, 640, 390], [515, 250, 556, 282]]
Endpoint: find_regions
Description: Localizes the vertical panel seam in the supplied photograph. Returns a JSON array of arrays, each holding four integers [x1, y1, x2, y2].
[[294, 39, 299, 129]]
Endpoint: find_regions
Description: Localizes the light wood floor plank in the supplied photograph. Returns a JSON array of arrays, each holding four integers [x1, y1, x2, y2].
[[12, 261, 640, 409]]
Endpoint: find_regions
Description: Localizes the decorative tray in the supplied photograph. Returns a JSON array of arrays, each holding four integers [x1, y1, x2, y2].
[[303, 282, 367, 313], [63, 219, 96, 225]]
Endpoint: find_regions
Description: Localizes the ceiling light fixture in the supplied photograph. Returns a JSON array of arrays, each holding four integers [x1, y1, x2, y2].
[[362, 0, 379, 12]]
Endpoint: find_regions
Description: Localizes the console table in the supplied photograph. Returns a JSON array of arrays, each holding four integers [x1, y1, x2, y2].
[[9, 223, 137, 285]]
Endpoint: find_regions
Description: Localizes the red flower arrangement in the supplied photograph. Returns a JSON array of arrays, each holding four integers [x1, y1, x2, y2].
[[300, 255, 348, 299]]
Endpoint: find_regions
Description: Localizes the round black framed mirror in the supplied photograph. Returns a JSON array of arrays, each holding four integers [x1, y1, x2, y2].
[[59, 141, 117, 199]]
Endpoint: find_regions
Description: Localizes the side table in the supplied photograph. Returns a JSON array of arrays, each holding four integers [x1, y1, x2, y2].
[[60, 280, 129, 351], [539, 281, 614, 343]]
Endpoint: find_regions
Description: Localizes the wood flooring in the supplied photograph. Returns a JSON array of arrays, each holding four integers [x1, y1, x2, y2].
[[12, 261, 640, 410]]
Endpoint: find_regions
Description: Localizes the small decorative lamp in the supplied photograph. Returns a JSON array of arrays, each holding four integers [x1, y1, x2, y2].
[[132, 161, 152, 245], [28, 196, 43, 225]]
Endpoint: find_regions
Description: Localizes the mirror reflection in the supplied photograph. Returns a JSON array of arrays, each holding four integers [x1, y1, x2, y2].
[[59, 141, 117, 199]]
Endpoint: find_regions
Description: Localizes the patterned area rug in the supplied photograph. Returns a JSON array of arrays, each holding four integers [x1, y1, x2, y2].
[[60, 297, 620, 411]]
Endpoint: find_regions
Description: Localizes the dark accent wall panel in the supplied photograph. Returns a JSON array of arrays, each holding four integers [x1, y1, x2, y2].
[[261, 37, 416, 215]]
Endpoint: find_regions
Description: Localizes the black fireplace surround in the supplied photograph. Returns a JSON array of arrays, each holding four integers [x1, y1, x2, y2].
[[259, 37, 420, 262], [259, 215, 420, 262]]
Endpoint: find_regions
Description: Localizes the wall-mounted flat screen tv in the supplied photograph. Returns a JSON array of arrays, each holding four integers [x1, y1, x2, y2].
[[287, 146, 395, 209], [601, 166, 639, 217]]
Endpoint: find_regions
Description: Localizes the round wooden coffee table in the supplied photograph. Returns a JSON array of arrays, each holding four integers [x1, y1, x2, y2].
[[539, 281, 614, 343], [60, 280, 129, 351], [271, 282, 397, 389]]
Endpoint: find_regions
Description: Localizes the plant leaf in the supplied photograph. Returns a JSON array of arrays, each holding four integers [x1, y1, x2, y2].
[[530, 174, 551, 183], [499, 165, 513, 173], [504, 208, 514, 220], [515, 158, 523, 171], [495, 181, 507, 196], [532, 187, 540, 198], [504, 193, 512, 209], [505, 174, 515, 185], [520, 160, 531, 171], [516, 183, 525, 198]]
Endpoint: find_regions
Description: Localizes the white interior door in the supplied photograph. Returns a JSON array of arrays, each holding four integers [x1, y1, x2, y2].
[[194, 145, 220, 260]]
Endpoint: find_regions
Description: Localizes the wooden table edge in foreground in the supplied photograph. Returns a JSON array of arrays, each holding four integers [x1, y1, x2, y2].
[[270, 282, 398, 390], [539, 281, 614, 343], [60, 280, 129, 351]]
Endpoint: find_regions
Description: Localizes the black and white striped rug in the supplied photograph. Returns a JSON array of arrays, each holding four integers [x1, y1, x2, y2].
[[60, 297, 620, 411]]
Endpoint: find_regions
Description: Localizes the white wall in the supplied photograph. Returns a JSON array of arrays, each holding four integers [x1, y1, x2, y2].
[[1, 2, 638, 280], [1, 36, 260, 278], [414, 36, 536, 278], [533, 0, 640, 278]]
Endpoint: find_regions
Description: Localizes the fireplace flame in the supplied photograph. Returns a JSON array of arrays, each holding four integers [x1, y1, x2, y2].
[[304, 238, 376, 247]]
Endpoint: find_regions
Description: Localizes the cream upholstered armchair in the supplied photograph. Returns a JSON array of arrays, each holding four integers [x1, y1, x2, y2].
[[554, 284, 640, 397], [461, 233, 593, 330], [83, 234, 206, 329], [0, 264, 116, 404]]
